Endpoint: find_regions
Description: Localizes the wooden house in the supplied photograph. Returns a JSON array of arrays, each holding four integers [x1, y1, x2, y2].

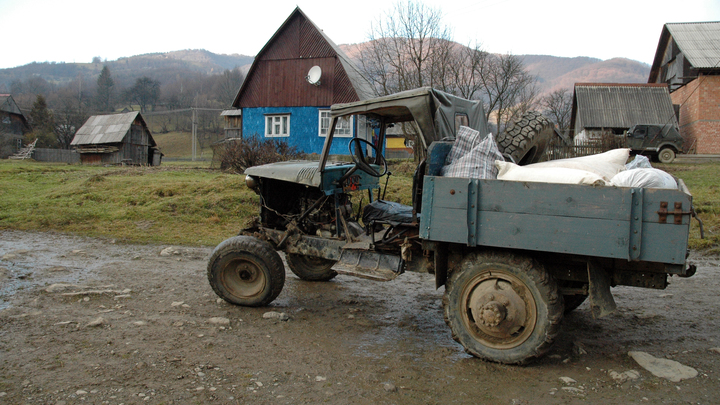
[[71, 112, 162, 165], [648, 21, 720, 153], [569, 83, 678, 143], [0, 94, 31, 158], [231, 7, 375, 155]]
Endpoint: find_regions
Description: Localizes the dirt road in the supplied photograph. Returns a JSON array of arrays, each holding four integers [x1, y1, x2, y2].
[[1, 230, 719, 404]]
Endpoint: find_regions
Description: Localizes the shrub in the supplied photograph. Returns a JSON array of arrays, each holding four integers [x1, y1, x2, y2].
[[211, 136, 304, 173]]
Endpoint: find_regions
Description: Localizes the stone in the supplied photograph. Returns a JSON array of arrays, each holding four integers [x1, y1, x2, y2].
[[171, 301, 184, 307], [160, 247, 180, 257], [132, 321, 147, 326], [559, 376, 576, 385], [383, 383, 397, 392], [76, 390, 87, 395], [208, 317, 230, 325], [628, 351, 698, 382], [263, 311, 289, 321], [315, 376, 327, 382], [86, 317, 106, 327], [561, 387, 584, 395], [709, 347, 720, 354]]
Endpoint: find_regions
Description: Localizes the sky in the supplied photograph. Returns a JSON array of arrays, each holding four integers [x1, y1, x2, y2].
[[1, 0, 719, 70]]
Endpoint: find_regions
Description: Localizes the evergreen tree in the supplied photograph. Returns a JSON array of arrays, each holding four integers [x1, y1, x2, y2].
[[96, 65, 115, 112], [27, 95, 56, 147]]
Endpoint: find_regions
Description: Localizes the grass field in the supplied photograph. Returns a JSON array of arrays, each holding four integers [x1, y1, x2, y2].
[[0, 160, 716, 253]]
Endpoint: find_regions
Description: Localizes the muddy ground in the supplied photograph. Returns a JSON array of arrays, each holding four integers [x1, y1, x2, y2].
[[1, 230, 719, 405]]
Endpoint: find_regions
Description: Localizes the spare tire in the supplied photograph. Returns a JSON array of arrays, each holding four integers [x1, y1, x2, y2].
[[497, 111, 554, 165]]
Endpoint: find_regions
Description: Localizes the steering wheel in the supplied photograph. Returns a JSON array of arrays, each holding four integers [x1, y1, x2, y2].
[[348, 138, 388, 177]]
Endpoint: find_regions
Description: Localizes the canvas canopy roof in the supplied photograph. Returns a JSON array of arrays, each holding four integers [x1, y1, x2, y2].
[[330, 87, 487, 151], [71, 111, 155, 146]]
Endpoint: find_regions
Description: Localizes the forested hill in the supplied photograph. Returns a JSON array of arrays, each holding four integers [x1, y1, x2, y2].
[[0, 49, 254, 90], [520, 55, 651, 93], [0, 47, 650, 97]]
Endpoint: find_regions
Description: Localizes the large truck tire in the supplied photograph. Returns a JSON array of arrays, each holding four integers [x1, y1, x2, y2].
[[207, 236, 285, 307], [497, 111, 554, 165], [443, 251, 564, 364]]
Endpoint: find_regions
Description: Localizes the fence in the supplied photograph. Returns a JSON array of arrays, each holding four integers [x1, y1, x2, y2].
[[545, 133, 627, 161], [32, 148, 80, 164]]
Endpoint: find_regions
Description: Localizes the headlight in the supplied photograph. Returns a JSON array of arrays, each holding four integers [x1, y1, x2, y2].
[[245, 175, 258, 190]]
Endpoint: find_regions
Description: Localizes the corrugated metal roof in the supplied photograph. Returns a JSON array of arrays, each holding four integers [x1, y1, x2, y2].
[[220, 109, 242, 116], [71, 111, 146, 146], [573, 83, 677, 129], [666, 22, 720, 69]]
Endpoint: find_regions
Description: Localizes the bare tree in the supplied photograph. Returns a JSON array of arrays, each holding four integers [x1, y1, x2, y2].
[[540, 88, 573, 132], [125, 77, 161, 113], [358, 0, 453, 96], [477, 53, 539, 134], [212, 68, 245, 107]]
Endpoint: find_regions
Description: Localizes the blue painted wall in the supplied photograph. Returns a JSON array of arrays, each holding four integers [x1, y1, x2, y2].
[[242, 106, 352, 155]]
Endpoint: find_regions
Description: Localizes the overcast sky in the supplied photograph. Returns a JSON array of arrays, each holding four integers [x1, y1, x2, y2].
[[1, 0, 718, 70]]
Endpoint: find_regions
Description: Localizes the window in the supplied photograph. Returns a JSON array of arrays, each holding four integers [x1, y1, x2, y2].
[[265, 114, 290, 137], [319, 110, 353, 137]]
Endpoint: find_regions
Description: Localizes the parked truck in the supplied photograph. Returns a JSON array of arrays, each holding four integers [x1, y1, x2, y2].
[[626, 123, 685, 164], [207, 87, 697, 364]]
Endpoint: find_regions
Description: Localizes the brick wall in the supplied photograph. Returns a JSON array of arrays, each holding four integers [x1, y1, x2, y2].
[[671, 75, 720, 153]]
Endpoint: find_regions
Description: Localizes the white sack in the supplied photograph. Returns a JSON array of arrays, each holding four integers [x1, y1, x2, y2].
[[625, 154, 653, 170], [496, 161, 607, 186], [525, 148, 630, 181], [610, 168, 678, 189]]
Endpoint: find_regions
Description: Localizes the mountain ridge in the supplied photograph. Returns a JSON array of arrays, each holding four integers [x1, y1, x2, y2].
[[0, 47, 650, 96]]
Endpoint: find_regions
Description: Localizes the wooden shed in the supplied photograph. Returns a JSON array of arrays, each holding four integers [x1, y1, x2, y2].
[[569, 83, 678, 143], [71, 112, 162, 166], [0, 94, 31, 158]]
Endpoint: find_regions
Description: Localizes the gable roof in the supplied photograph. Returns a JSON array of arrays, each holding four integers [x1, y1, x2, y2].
[[71, 111, 154, 146], [232, 7, 374, 107], [571, 83, 677, 130], [649, 21, 720, 81], [1, 94, 24, 116]]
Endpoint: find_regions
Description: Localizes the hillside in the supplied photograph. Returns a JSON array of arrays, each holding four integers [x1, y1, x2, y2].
[[521, 55, 650, 93], [0, 49, 253, 90], [0, 45, 650, 97]]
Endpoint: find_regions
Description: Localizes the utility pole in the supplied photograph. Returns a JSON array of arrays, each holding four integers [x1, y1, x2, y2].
[[192, 107, 197, 161]]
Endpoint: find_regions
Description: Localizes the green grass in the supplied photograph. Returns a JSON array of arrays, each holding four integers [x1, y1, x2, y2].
[[153, 131, 214, 160], [0, 160, 255, 246], [0, 159, 717, 254], [660, 162, 720, 254]]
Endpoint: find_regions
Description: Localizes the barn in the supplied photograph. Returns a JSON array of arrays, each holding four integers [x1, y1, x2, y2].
[[71, 111, 162, 166], [231, 7, 375, 155]]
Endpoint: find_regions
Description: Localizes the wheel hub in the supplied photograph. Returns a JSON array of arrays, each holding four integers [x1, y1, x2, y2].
[[222, 259, 265, 298], [478, 301, 507, 327], [464, 275, 536, 349]]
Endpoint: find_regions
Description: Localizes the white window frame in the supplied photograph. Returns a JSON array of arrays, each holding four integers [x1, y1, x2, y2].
[[319, 110, 353, 137], [265, 114, 290, 137]]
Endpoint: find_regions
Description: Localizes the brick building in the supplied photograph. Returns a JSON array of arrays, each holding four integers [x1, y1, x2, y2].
[[648, 21, 720, 153]]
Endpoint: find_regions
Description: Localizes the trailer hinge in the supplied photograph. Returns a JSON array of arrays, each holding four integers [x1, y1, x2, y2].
[[657, 201, 692, 225]]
